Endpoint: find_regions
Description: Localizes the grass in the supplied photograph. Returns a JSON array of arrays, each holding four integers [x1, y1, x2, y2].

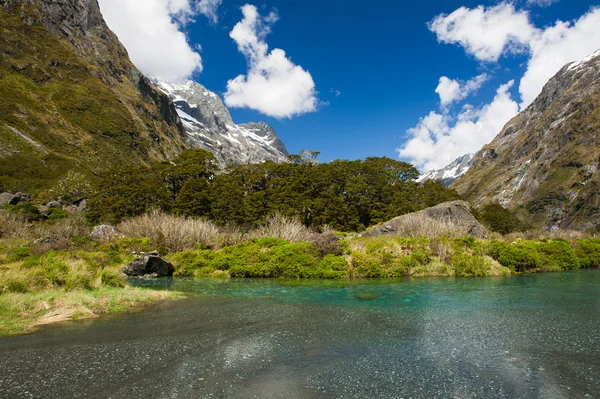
[[0, 287, 183, 336]]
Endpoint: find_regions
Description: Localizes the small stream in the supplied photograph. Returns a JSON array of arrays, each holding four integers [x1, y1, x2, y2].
[[1, 270, 599, 398]]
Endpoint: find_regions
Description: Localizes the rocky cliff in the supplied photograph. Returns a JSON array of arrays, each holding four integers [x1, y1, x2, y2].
[[154, 80, 289, 167], [453, 49, 600, 231], [0, 0, 188, 192]]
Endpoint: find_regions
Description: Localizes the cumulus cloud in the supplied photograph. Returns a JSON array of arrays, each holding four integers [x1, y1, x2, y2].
[[98, 0, 222, 82], [435, 74, 488, 106], [398, 81, 519, 171], [428, 3, 537, 62], [224, 5, 318, 118], [520, 8, 600, 107]]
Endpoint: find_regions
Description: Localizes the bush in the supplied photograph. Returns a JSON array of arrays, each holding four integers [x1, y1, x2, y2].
[[478, 203, 525, 234], [538, 240, 580, 271], [487, 240, 541, 272], [574, 239, 600, 268], [452, 252, 491, 277]]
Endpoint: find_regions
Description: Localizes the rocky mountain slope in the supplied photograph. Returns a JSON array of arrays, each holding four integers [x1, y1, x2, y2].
[[0, 0, 189, 192], [453, 49, 600, 231], [154, 80, 289, 167], [417, 153, 476, 186]]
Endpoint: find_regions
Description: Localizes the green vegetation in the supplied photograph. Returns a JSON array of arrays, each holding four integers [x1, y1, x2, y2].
[[0, 7, 185, 193], [0, 235, 182, 335], [475, 203, 527, 234], [88, 149, 461, 231]]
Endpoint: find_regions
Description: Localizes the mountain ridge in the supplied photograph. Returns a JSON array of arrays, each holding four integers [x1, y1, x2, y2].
[[153, 79, 289, 167], [452, 49, 600, 231]]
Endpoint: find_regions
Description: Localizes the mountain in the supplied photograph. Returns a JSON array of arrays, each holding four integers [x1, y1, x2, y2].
[[153, 80, 289, 167], [417, 153, 476, 186], [453, 49, 600, 231], [0, 0, 189, 192]]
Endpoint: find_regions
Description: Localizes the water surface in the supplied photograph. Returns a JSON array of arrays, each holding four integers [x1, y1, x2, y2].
[[1, 271, 599, 398]]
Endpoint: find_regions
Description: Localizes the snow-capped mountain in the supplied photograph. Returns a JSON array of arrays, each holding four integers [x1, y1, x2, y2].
[[153, 80, 289, 167], [417, 153, 476, 186]]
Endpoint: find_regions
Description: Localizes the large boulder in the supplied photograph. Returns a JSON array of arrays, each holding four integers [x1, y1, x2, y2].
[[363, 200, 488, 238], [123, 251, 174, 277], [0, 192, 13, 206], [8, 192, 31, 205], [90, 225, 124, 241]]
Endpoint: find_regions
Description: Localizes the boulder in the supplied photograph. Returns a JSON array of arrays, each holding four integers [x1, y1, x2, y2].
[[8, 192, 31, 205], [46, 201, 62, 208], [0, 192, 13, 206], [90, 225, 124, 241], [363, 200, 488, 238], [123, 252, 174, 277]]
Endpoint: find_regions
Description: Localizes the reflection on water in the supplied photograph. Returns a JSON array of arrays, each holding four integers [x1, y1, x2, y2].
[[1, 271, 599, 399]]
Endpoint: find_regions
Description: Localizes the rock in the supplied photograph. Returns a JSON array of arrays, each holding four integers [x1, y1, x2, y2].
[[122, 252, 174, 277], [37, 205, 50, 218], [10, 192, 31, 205], [0, 192, 13, 206], [46, 201, 62, 208], [363, 200, 488, 238], [90, 225, 124, 241]]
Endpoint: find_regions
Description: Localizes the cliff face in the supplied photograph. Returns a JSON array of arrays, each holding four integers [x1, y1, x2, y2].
[[0, 0, 188, 192], [154, 80, 289, 167], [452, 50, 600, 231]]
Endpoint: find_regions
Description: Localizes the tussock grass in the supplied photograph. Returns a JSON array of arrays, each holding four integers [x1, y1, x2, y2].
[[117, 210, 221, 252], [384, 213, 470, 239], [251, 214, 315, 242], [0, 287, 182, 336]]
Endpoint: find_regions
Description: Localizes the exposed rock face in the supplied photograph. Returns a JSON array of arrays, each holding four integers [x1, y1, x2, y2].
[[123, 251, 174, 278], [363, 200, 487, 238], [153, 80, 289, 167], [0, 0, 187, 192], [453, 49, 600, 231], [0, 192, 30, 205], [418, 153, 476, 186]]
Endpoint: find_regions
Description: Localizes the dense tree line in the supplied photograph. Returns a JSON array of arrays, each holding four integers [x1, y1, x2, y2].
[[87, 149, 461, 231]]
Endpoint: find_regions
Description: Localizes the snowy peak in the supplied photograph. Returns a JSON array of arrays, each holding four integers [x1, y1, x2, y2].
[[152, 79, 289, 167], [417, 153, 476, 186]]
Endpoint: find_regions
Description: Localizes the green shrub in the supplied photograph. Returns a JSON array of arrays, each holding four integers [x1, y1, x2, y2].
[[538, 240, 580, 271], [351, 252, 385, 278], [478, 203, 525, 234], [9, 247, 30, 262], [319, 254, 349, 272], [487, 240, 541, 272], [452, 252, 491, 277], [169, 249, 215, 277], [47, 208, 68, 221], [574, 239, 600, 268]]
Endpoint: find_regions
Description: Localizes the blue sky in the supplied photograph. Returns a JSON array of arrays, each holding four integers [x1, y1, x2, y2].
[[99, 0, 600, 170]]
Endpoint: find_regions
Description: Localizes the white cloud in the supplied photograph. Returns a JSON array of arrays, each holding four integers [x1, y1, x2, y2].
[[527, 0, 560, 7], [398, 81, 519, 171], [520, 8, 600, 107], [197, 0, 223, 24], [436, 73, 488, 106], [98, 0, 223, 82], [224, 5, 318, 118], [428, 3, 537, 62]]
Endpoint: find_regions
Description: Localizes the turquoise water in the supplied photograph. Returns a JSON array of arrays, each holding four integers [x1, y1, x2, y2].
[[1, 270, 599, 398]]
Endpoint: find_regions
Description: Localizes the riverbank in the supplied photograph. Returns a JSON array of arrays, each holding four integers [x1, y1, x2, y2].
[[1, 210, 599, 335]]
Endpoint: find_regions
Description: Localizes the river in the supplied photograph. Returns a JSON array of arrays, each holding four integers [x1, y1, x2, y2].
[[1, 270, 599, 398]]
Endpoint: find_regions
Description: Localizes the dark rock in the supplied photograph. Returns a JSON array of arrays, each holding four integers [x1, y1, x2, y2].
[[123, 252, 174, 277], [7, 192, 31, 205]]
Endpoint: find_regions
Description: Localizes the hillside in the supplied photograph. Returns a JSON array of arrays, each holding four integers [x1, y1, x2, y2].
[[453, 50, 600, 231], [0, 0, 188, 192]]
